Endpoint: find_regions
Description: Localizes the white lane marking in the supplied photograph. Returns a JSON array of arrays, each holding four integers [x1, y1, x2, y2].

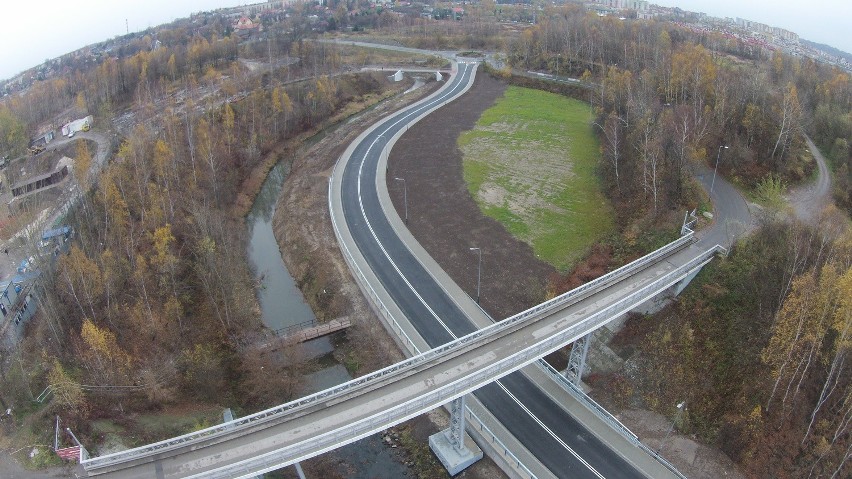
[[355, 63, 472, 338], [351, 62, 604, 478], [495, 380, 606, 479]]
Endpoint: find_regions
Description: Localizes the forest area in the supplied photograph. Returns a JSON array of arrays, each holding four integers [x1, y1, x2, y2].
[[0, 8, 408, 458], [0, 1, 849, 477], [501, 5, 852, 221], [612, 220, 852, 478], [488, 5, 852, 477]]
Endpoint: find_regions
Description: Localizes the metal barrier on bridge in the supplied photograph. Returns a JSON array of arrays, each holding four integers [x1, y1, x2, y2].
[[81, 229, 722, 477], [536, 360, 687, 479]]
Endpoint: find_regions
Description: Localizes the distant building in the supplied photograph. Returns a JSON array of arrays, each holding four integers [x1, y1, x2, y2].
[[594, 0, 648, 12], [233, 16, 261, 37], [0, 275, 38, 350], [237, 0, 287, 17], [31, 131, 55, 148], [60, 115, 92, 137]]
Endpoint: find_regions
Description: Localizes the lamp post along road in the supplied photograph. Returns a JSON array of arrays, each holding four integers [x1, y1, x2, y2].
[[394, 177, 408, 224], [658, 401, 686, 454], [710, 145, 728, 196], [469, 247, 481, 304]]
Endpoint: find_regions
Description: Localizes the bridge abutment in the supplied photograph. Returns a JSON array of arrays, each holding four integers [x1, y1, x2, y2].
[[563, 255, 711, 384], [429, 396, 483, 475]]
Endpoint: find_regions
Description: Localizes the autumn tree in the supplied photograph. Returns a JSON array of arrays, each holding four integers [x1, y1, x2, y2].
[[0, 107, 27, 157], [48, 359, 84, 412], [79, 319, 133, 385], [770, 83, 802, 170], [75, 140, 93, 190], [759, 232, 852, 476], [58, 246, 103, 321], [178, 343, 225, 401], [239, 345, 306, 407]]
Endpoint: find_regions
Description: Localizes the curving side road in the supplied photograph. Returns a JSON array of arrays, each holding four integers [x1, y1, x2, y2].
[[332, 61, 652, 479], [789, 135, 833, 224], [693, 162, 754, 250]]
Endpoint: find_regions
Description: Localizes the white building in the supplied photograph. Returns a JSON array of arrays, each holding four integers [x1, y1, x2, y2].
[[594, 0, 649, 12]]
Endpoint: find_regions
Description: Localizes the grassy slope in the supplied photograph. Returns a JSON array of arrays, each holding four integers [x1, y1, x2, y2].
[[460, 86, 613, 271]]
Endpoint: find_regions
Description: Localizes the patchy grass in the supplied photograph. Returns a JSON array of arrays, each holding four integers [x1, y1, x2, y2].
[[85, 404, 223, 454], [460, 86, 613, 271], [334, 43, 447, 69]]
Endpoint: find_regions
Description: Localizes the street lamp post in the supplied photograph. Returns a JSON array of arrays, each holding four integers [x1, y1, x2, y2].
[[557, 53, 561, 78], [469, 247, 481, 304], [710, 145, 729, 197], [393, 177, 408, 224], [658, 401, 686, 454]]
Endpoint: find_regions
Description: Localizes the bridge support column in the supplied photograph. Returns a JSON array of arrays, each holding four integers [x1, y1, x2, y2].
[[565, 333, 592, 385], [672, 268, 702, 296], [429, 396, 483, 476]]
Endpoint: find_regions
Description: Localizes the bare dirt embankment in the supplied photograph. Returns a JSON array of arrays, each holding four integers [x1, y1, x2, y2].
[[386, 74, 556, 320]]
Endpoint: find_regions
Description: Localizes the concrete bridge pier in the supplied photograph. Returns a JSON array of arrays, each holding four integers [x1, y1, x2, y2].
[[429, 395, 483, 475], [565, 333, 592, 385], [672, 268, 702, 296]]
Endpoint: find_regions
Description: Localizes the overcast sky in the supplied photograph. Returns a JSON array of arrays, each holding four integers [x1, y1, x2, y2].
[[1, 0, 244, 81], [1, 1, 850, 81], [652, 0, 852, 54]]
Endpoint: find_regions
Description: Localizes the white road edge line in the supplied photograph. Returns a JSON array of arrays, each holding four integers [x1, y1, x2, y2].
[[352, 62, 604, 479], [495, 380, 606, 479], [355, 63, 472, 339]]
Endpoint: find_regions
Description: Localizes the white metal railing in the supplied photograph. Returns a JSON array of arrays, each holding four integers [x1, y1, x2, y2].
[[329, 175, 538, 479], [464, 408, 537, 479], [81, 56, 715, 476], [83, 239, 720, 474], [537, 360, 639, 440], [327, 175, 422, 352], [182, 245, 722, 479], [506, 231, 693, 324], [536, 361, 687, 479]]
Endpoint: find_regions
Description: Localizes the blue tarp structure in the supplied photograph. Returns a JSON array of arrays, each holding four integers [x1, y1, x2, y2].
[[41, 226, 71, 241]]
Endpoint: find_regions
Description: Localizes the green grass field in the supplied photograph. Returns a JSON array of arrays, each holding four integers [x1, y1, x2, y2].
[[459, 86, 613, 271]]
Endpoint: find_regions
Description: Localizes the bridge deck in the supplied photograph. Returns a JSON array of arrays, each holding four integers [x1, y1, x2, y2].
[[84, 243, 717, 479]]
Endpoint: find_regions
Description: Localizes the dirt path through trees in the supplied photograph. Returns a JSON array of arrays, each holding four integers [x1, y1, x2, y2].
[[788, 135, 833, 223]]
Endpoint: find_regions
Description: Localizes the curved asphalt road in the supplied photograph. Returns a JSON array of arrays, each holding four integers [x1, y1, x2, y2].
[[340, 63, 642, 478], [693, 162, 753, 250]]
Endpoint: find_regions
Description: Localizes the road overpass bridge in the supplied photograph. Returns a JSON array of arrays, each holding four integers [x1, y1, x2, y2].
[[80, 232, 720, 478], [80, 58, 725, 479]]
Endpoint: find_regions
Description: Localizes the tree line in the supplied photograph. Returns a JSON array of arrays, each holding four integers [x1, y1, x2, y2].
[[502, 6, 851, 219], [0, 14, 395, 433], [619, 219, 851, 477]]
